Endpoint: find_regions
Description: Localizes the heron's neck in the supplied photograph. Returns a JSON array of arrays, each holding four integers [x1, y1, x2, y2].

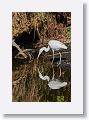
[[38, 70, 50, 81], [45, 46, 50, 52]]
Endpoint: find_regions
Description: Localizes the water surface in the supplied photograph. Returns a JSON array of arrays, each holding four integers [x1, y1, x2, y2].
[[12, 51, 71, 102]]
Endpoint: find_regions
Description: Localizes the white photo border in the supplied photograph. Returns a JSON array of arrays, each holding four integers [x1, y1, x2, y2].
[[0, 0, 83, 114]]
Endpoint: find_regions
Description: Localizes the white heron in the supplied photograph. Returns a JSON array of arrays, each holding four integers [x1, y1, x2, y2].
[[37, 40, 68, 64], [48, 80, 67, 90], [38, 67, 67, 90]]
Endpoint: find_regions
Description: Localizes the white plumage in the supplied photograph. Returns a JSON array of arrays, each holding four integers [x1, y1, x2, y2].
[[48, 80, 67, 90], [48, 40, 67, 50], [38, 69, 67, 90], [37, 40, 67, 64]]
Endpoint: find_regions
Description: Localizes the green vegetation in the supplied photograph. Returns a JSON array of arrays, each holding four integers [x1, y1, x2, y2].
[[65, 26, 71, 39], [57, 96, 64, 102]]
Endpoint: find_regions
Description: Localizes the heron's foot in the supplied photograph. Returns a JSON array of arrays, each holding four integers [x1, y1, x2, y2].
[[57, 61, 61, 66], [51, 61, 53, 65], [51, 59, 54, 64], [37, 58, 38, 63]]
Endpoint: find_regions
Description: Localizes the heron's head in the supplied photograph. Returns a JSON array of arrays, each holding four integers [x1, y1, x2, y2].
[[38, 68, 50, 81], [37, 47, 46, 59]]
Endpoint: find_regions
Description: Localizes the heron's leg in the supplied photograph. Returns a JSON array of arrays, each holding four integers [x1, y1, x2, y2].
[[59, 67, 61, 77], [52, 50, 54, 64], [51, 64, 55, 80], [59, 52, 61, 64]]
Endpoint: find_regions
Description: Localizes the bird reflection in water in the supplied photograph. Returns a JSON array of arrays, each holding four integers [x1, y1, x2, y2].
[[38, 65, 67, 90]]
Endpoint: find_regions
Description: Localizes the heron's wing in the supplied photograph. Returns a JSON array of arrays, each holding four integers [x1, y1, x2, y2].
[[48, 80, 67, 89], [48, 40, 67, 50]]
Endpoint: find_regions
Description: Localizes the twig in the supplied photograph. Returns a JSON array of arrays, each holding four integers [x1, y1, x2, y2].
[[15, 49, 32, 60], [12, 40, 27, 58]]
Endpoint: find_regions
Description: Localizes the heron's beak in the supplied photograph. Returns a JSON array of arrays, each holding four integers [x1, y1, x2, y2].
[[37, 55, 39, 59], [37, 48, 44, 61], [37, 57, 39, 63], [37, 53, 40, 63], [37, 51, 42, 60], [37, 54, 40, 60]]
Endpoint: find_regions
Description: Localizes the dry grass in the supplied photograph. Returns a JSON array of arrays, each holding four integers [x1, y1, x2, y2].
[[12, 12, 71, 43]]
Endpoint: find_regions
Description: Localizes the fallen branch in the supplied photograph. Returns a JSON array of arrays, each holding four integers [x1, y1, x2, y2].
[[15, 49, 34, 60], [12, 40, 27, 58]]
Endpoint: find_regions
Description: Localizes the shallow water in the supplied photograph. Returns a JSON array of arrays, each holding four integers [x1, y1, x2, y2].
[[12, 50, 71, 102]]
